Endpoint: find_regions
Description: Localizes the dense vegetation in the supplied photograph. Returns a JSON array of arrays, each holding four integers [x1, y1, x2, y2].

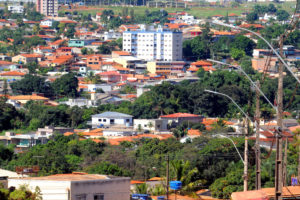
[[1, 134, 299, 198], [2, 67, 299, 131]]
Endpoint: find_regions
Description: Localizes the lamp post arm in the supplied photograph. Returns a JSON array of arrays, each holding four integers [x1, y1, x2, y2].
[[207, 59, 277, 111], [211, 21, 300, 84], [217, 134, 244, 164]]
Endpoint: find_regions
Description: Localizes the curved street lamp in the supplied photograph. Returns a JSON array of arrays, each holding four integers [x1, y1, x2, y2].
[[207, 59, 277, 111], [211, 20, 300, 84]]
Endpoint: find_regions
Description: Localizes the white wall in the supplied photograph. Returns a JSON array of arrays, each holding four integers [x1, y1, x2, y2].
[[8, 179, 70, 200], [92, 117, 132, 126]]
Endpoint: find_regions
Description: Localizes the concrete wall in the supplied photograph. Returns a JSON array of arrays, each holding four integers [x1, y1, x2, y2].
[[70, 178, 130, 200], [8, 179, 71, 200], [134, 119, 168, 132]]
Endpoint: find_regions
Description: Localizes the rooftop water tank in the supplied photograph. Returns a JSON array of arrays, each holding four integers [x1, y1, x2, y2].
[[170, 181, 182, 190], [132, 194, 149, 200]]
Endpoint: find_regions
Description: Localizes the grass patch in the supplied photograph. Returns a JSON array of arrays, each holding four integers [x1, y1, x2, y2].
[[63, 2, 296, 18]]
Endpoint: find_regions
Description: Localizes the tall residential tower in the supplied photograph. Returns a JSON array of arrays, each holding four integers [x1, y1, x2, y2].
[[36, 0, 58, 17]]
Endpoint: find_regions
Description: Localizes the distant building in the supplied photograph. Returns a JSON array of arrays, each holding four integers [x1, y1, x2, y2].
[[7, 5, 24, 14], [160, 113, 203, 127], [89, 111, 133, 128], [123, 25, 183, 61], [36, 0, 58, 17], [8, 173, 130, 200], [134, 119, 168, 132]]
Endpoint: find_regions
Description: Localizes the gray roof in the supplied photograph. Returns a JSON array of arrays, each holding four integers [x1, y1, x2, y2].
[[92, 111, 133, 119]]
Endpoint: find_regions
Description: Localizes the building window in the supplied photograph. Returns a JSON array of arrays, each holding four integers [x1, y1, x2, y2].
[[98, 119, 102, 122], [94, 194, 104, 200], [76, 194, 87, 200], [110, 119, 115, 124], [103, 119, 106, 122], [126, 119, 130, 122]]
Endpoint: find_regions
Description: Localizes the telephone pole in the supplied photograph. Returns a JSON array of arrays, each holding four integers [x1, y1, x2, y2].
[[166, 154, 169, 200], [275, 35, 284, 200], [255, 81, 261, 190], [283, 137, 288, 186], [244, 118, 248, 191]]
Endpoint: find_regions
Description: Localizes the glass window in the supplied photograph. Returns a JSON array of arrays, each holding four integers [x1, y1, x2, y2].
[[94, 194, 104, 200], [98, 119, 102, 122], [126, 119, 130, 122], [75, 194, 87, 200]]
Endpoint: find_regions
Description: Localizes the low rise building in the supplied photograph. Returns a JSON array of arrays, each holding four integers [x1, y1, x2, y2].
[[134, 119, 168, 132], [89, 111, 133, 128], [160, 113, 203, 127], [8, 173, 130, 200], [8, 5, 24, 14]]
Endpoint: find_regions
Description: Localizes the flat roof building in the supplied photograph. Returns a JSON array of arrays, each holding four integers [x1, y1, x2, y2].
[[8, 173, 130, 200]]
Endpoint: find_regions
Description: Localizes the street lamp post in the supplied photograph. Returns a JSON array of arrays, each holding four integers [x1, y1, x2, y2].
[[204, 89, 250, 191], [216, 133, 248, 191], [211, 20, 300, 84], [216, 134, 244, 163], [207, 59, 277, 111]]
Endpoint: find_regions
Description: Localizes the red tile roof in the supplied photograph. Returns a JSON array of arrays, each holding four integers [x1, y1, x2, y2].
[[160, 113, 199, 118], [0, 71, 25, 76], [191, 60, 212, 66], [187, 129, 202, 136], [239, 24, 265, 29]]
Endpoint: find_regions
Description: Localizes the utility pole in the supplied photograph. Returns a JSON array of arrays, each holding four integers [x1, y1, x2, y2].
[[255, 81, 261, 190], [244, 118, 248, 191], [275, 35, 284, 200], [283, 137, 288, 186], [166, 154, 169, 200]]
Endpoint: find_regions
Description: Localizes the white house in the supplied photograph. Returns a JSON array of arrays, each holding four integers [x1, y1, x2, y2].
[[90, 112, 133, 128], [87, 84, 112, 93], [103, 126, 136, 137], [123, 25, 183, 61], [8, 173, 130, 200], [134, 119, 168, 132], [40, 19, 54, 27], [8, 5, 24, 14]]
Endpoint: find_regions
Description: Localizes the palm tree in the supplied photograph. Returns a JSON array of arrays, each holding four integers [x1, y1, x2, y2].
[[148, 122, 154, 133], [135, 183, 149, 194], [170, 160, 206, 194]]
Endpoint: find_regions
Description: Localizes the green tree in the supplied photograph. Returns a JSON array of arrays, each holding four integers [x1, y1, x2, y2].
[[246, 12, 258, 23], [230, 35, 256, 56], [276, 10, 290, 21], [230, 48, 245, 60], [10, 74, 52, 96], [52, 73, 78, 97]]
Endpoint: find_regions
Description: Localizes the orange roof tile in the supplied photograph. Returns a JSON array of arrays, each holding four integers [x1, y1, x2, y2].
[[160, 113, 199, 118], [9, 95, 49, 101], [191, 60, 212, 66], [187, 129, 202, 136], [289, 125, 300, 133], [131, 180, 145, 184], [20, 54, 43, 58], [239, 24, 265, 29], [112, 51, 131, 56], [148, 177, 163, 181], [64, 132, 75, 136], [228, 13, 238, 17], [0, 71, 25, 76]]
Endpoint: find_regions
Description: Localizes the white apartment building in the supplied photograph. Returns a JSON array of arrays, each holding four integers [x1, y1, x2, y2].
[[8, 5, 24, 14], [122, 26, 183, 61]]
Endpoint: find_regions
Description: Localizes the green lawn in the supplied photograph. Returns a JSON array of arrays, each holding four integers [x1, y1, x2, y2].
[[64, 2, 296, 19]]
